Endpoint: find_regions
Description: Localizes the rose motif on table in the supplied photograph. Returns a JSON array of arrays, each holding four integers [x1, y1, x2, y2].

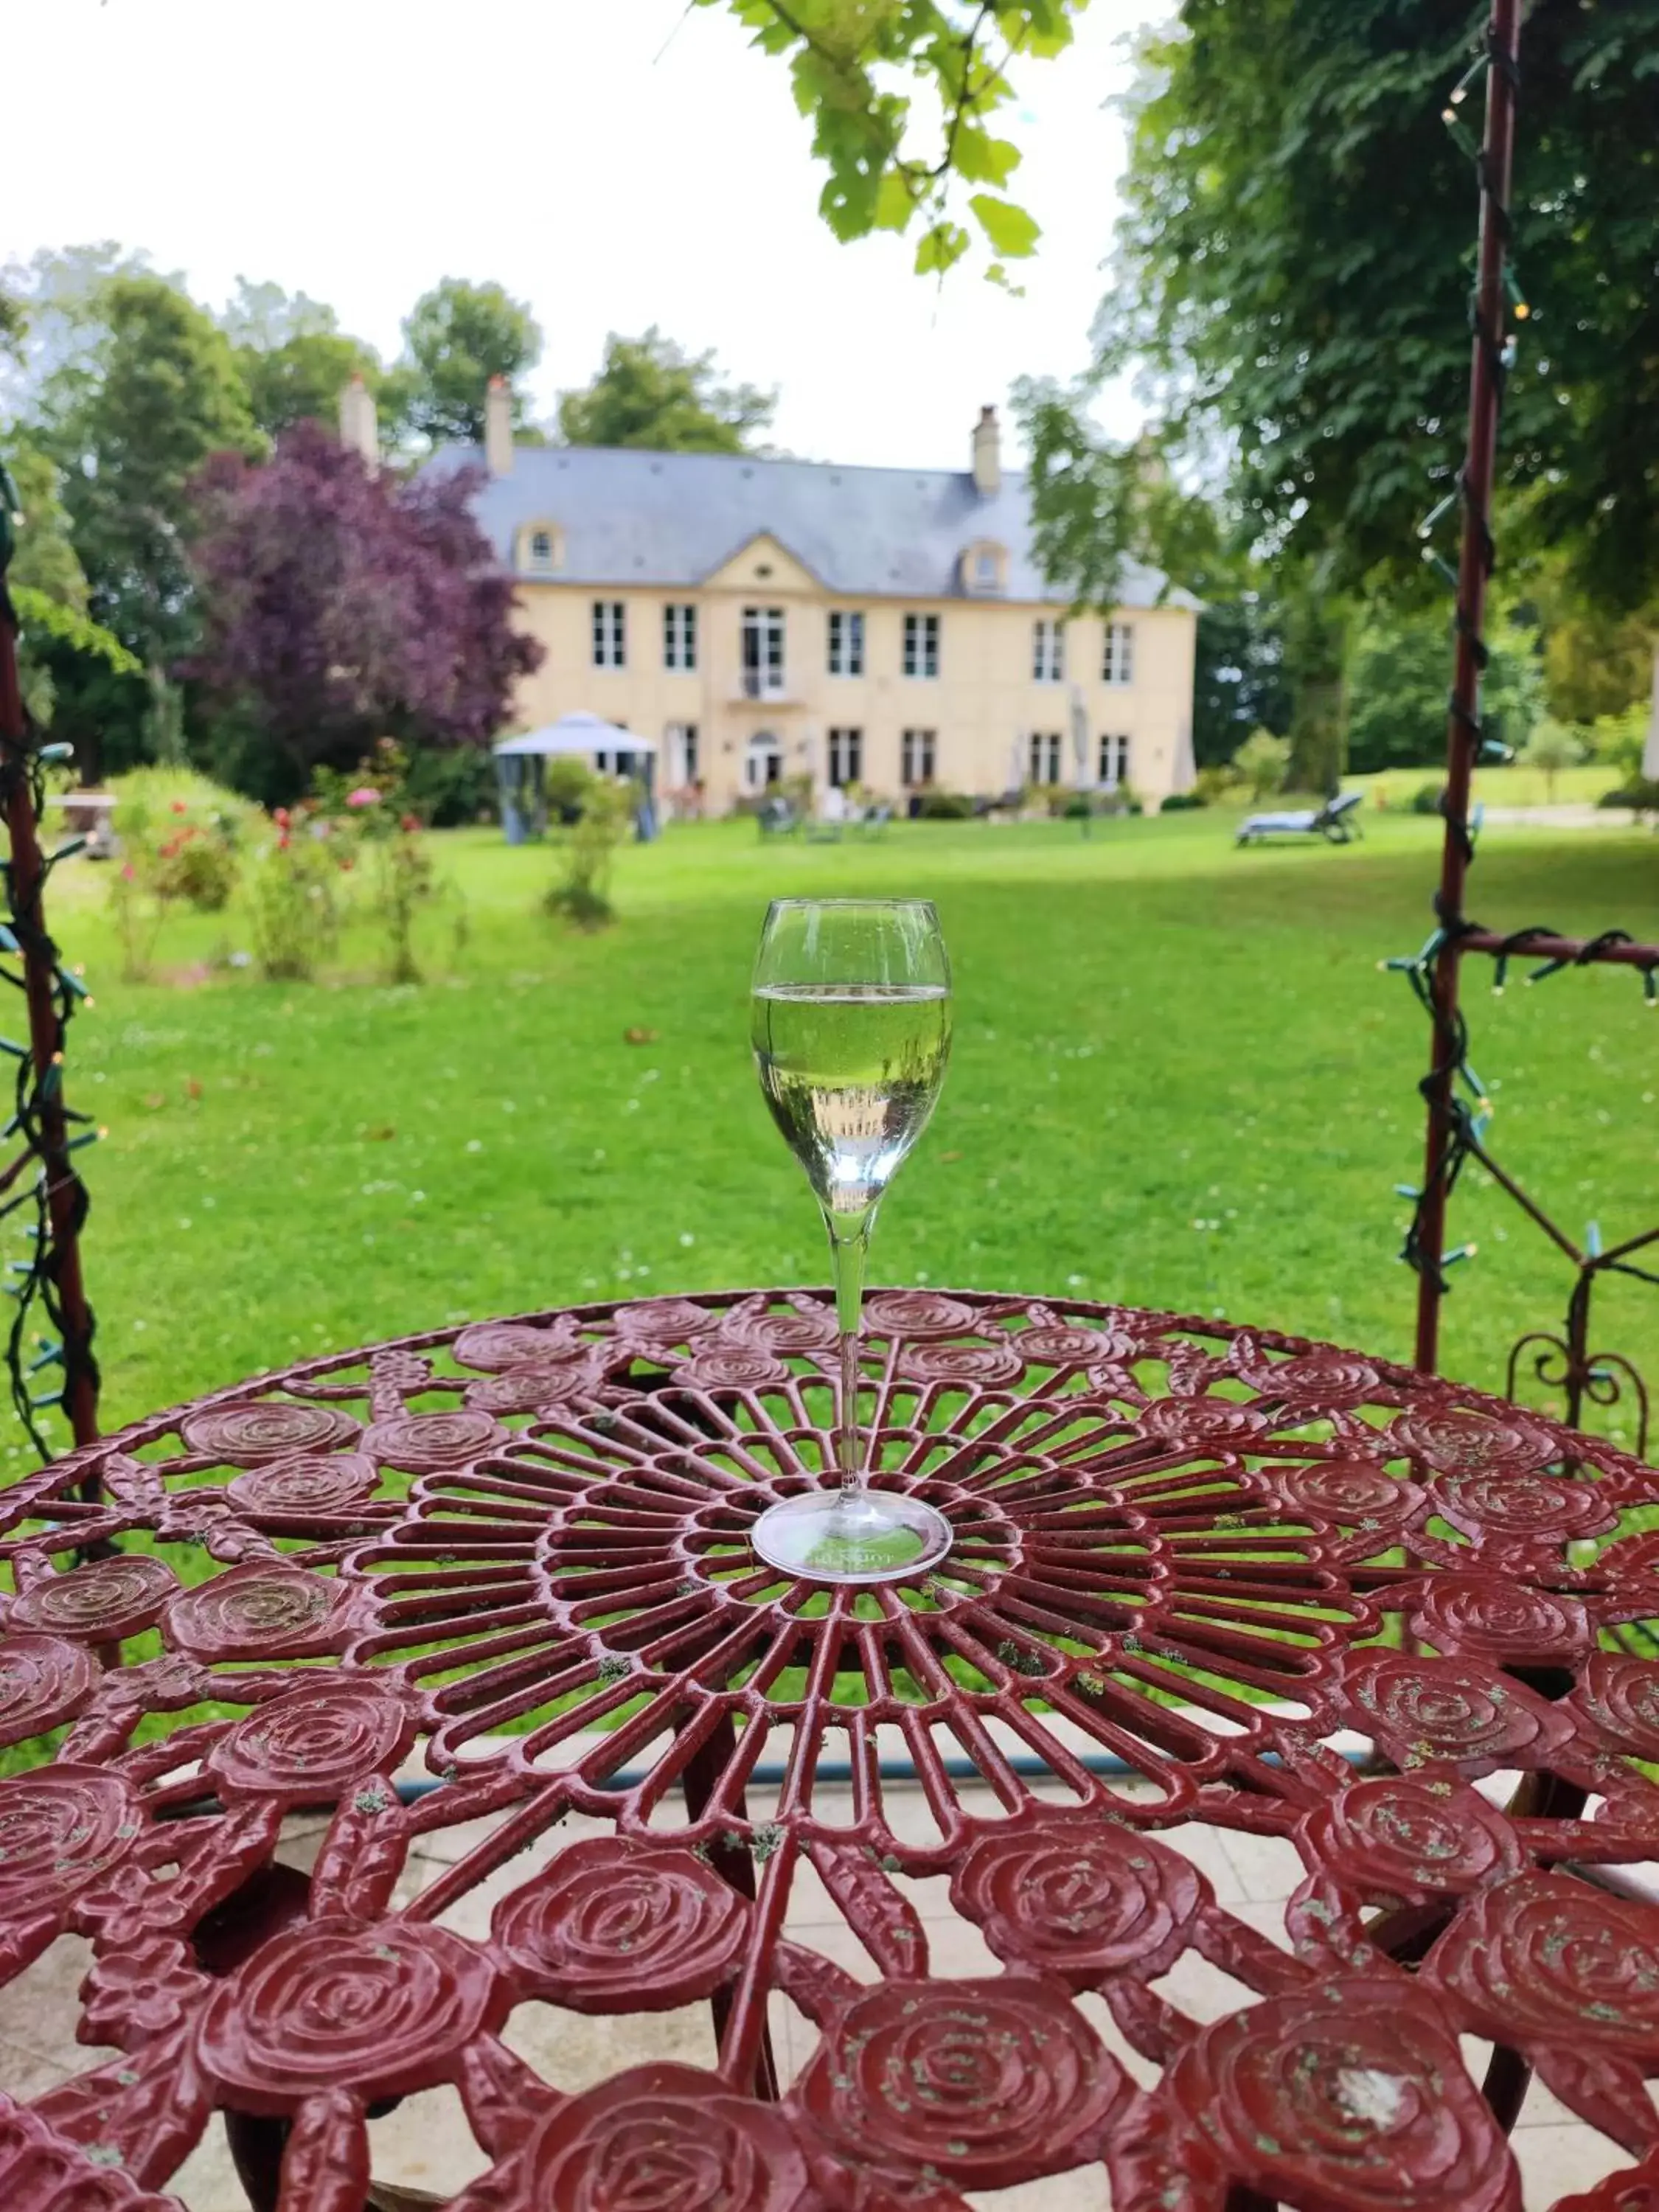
[[522, 2063, 809, 2212], [1430, 1872, 1659, 2057], [180, 1399, 362, 1465], [1251, 1352, 1382, 1408], [363, 1410, 508, 1473], [613, 1297, 720, 1345], [0, 2094, 183, 2212], [1274, 1461, 1425, 1531], [1013, 1324, 1138, 1368], [731, 1304, 837, 1354], [0, 1766, 143, 1916], [196, 1916, 496, 2107], [897, 1340, 1026, 1389], [675, 1347, 790, 1393], [0, 1632, 97, 1748], [1167, 1978, 1517, 2212], [465, 1357, 608, 1414], [227, 1453, 381, 1525], [1407, 1573, 1592, 1665], [1573, 1653, 1659, 1763], [950, 1814, 1206, 1983], [792, 1976, 1127, 2191], [1388, 1406, 1554, 1475], [1136, 1397, 1268, 1446], [164, 1566, 347, 1661], [491, 1838, 747, 2010], [863, 1290, 976, 1338], [1430, 1470, 1616, 1545], [206, 1678, 414, 1801], [1338, 1650, 1573, 1771], [8, 1553, 178, 1643], [454, 1320, 580, 1372], [1295, 1775, 1523, 1898]]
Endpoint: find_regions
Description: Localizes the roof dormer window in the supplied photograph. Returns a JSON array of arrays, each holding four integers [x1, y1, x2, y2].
[[962, 540, 1007, 596], [521, 522, 563, 576]]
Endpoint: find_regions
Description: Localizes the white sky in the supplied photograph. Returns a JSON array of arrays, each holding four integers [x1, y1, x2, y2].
[[5, 0, 1165, 470]]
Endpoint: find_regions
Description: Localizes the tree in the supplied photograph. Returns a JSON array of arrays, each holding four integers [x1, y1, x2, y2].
[[1520, 718, 1585, 804], [2, 440, 139, 730], [558, 328, 776, 455], [1233, 729, 1291, 801], [1346, 603, 1543, 776], [189, 420, 543, 799], [220, 279, 381, 443], [700, 1, 1088, 279], [386, 279, 541, 448], [1098, 0, 1659, 611], [31, 275, 259, 741]]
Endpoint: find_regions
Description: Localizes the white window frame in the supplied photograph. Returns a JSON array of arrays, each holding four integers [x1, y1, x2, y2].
[[526, 527, 557, 575], [663, 603, 698, 672], [742, 605, 786, 698], [827, 727, 863, 787], [1032, 619, 1065, 684], [827, 609, 866, 677], [1028, 730, 1063, 785], [900, 728, 936, 787], [667, 722, 700, 785], [903, 612, 940, 678], [1102, 621, 1135, 686], [745, 732, 783, 792], [592, 600, 626, 669], [1099, 733, 1130, 787]]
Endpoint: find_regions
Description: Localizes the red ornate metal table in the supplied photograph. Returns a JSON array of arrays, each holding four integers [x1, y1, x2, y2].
[[3, 1288, 1659, 2211]]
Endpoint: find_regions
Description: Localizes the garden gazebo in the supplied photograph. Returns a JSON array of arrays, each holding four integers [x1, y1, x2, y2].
[[493, 712, 660, 843]]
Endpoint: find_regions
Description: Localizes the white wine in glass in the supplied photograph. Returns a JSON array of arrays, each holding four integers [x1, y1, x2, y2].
[[747, 897, 954, 1583]]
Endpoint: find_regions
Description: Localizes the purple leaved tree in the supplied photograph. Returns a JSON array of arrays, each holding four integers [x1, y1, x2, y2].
[[189, 421, 540, 789]]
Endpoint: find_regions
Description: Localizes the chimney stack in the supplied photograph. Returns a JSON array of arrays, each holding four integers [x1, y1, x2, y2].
[[338, 372, 378, 469], [972, 404, 1001, 498], [484, 375, 514, 477]]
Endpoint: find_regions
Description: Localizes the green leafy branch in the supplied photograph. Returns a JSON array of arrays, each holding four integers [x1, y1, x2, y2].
[[703, 0, 1086, 279], [10, 585, 140, 678]]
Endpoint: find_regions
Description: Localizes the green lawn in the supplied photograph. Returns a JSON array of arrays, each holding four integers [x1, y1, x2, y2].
[[13, 804, 1659, 1466]]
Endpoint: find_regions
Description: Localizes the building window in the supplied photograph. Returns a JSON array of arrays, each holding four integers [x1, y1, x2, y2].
[[975, 549, 999, 586], [526, 527, 560, 574], [827, 728, 863, 787], [901, 729, 936, 787], [903, 613, 939, 678], [1028, 730, 1063, 785], [745, 731, 783, 791], [667, 722, 700, 785], [1032, 619, 1065, 683], [663, 604, 698, 671], [827, 609, 865, 676], [592, 601, 626, 669], [1103, 621, 1135, 685], [742, 605, 785, 698], [1099, 733, 1130, 787]]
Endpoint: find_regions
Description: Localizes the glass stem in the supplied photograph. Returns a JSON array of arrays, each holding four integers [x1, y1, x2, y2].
[[825, 1206, 872, 1503]]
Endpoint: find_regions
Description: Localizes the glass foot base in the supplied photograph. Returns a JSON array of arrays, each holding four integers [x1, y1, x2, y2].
[[750, 1490, 953, 1585]]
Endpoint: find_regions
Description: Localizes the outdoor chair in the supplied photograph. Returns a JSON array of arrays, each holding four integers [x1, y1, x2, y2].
[[854, 803, 893, 838], [1236, 789, 1364, 846], [757, 796, 800, 837]]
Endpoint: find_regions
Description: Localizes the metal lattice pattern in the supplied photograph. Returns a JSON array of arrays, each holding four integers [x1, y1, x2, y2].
[[4, 1290, 1659, 2210]]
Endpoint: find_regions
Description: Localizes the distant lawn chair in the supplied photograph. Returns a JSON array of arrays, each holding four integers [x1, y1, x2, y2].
[[852, 802, 893, 838], [757, 796, 801, 838], [1237, 790, 1364, 847]]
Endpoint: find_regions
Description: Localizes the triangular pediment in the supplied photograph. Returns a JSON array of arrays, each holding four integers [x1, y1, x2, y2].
[[700, 532, 823, 594]]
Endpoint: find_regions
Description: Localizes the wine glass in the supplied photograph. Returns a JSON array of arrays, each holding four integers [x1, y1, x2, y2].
[[747, 897, 955, 1583]]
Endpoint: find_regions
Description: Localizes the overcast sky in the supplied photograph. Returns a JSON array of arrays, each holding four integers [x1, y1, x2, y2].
[[5, 0, 1165, 470]]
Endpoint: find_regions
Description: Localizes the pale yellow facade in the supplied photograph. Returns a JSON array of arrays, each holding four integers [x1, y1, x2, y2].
[[505, 531, 1197, 812]]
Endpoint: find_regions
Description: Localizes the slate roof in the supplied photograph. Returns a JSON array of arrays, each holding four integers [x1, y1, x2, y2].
[[434, 440, 1193, 610]]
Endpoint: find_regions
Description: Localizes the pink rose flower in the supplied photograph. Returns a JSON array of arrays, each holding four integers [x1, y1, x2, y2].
[[346, 787, 380, 808]]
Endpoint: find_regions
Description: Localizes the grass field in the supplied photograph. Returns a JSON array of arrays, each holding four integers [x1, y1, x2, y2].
[[13, 801, 1658, 1465]]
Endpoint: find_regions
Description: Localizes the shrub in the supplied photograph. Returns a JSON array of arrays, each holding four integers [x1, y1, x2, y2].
[[246, 825, 344, 981], [1231, 728, 1293, 801], [313, 738, 452, 984], [916, 788, 974, 820], [105, 776, 246, 978], [1601, 779, 1659, 818], [1586, 706, 1647, 782], [543, 755, 594, 824], [1194, 762, 1244, 804], [403, 745, 499, 827], [1160, 792, 1208, 813], [546, 775, 633, 928], [1410, 783, 1444, 815]]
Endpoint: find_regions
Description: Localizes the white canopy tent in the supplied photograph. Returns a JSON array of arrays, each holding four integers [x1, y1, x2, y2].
[[493, 715, 659, 843]]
